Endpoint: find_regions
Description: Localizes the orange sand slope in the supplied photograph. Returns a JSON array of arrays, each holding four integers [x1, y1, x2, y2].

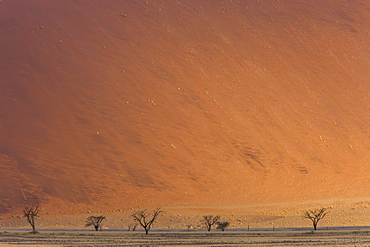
[[0, 0, 369, 217]]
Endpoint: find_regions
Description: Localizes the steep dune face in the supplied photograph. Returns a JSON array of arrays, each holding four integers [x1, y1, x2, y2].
[[0, 0, 369, 215]]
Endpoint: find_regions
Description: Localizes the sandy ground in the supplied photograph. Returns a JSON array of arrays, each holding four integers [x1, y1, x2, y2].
[[3, 200, 370, 230], [2, 229, 370, 246], [1, 201, 370, 246], [2, 202, 370, 246]]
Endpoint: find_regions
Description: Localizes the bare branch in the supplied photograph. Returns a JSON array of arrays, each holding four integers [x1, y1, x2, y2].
[[304, 208, 328, 230], [202, 215, 220, 231], [85, 216, 106, 231], [131, 207, 163, 234], [23, 205, 40, 232]]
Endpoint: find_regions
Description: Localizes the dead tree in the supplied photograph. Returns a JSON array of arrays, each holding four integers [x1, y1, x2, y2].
[[131, 207, 163, 234], [85, 216, 106, 231], [23, 205, 40, 232], [202, 215, 220, 231], [304, 208, 328, 230], [128, 223, 138, 231], [216, 221, 230, 231]]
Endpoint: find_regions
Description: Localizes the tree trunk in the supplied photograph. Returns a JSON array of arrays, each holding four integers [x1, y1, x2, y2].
[[31, 216, 35, 231], [95, 225, 99, 231]]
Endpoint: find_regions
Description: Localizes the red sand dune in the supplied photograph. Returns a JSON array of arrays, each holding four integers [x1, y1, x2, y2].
[[0, 0, 369, 217]]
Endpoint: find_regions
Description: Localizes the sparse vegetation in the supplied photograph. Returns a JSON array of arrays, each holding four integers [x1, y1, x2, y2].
[[216, 221, 230, 231], [304, 208, 328, 230], [128, 223, 138, 231], [23, 205, 40, 233], [202, 215, 220, 231], [187, 224, 192, 231], [85, 216, 106, 231], [131, 207, 163, 234]]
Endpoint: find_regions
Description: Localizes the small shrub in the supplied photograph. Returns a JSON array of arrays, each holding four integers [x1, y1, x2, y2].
[[128, 223, 138, 231], [216, 221, 230, 231]]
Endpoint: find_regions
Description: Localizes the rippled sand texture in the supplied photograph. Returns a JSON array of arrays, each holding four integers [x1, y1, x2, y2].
[[0, 0, 369, 222]]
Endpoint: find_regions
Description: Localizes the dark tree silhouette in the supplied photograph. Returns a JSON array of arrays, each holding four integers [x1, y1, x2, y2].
[[85, 216, 106, 231], [216, 221, 230, 231], [304, 208, 328, 230], [202, 215, 220, 231], [128, 223, 138, 231], [23, 205, 40, 232], [131, 208, 163, 234]]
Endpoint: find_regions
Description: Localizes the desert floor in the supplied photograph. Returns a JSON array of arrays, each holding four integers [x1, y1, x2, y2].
[[2, 229, 370, 246], [2, 202, 370, 246]]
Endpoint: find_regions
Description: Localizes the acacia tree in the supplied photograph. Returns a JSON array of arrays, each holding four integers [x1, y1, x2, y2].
[[85, 216, 106, 231], [216, 221, 230, 231], [23, 205, 40, 232], [202, 215, 220, 231], [304, 208, 328, 230], [132, 208, 163, 234]]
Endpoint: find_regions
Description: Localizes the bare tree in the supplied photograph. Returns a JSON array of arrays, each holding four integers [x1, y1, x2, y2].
[[216, 221, 230, 231], [128, 223, 138, 231], [23, 205, 40, 232], [131, 207, 163, 234], [304, 208, 328, 230], [85, 216, 106, 231], [202, 215, 220, 231]]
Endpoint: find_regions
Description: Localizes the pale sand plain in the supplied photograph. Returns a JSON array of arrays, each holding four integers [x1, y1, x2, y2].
[[3, 200, 370, 230], [2, 201, 370, 246], [2, 229, 370, 246]]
